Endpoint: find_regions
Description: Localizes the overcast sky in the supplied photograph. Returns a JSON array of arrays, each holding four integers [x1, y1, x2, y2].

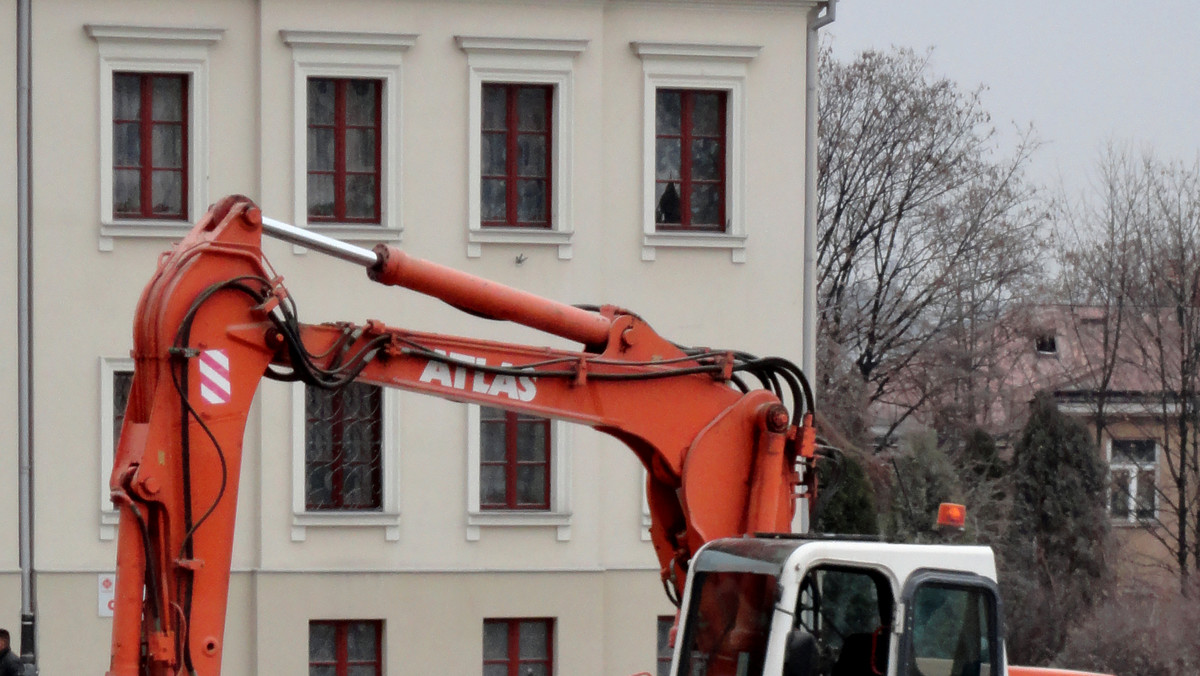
[[825, 0, 1200, 196]]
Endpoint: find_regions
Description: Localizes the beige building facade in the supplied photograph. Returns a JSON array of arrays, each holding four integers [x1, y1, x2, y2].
[[4, 0, 822, 673]]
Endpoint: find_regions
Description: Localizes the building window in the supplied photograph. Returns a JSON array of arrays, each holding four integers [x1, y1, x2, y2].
[[307, 78, 383, 224], [1034, 332, 1057, 355], [481, 84, 553, 228], [87, 24, 221, 247], [100, 357, 135, 540], [309, 620, 382, 676], [483, 619, 553, 676], [458, 36, 587, 259], [632, 41, 759, 262], [305, 383, 384, 511], [282, 30, 415, 242], [1109, 439, 1157, 522], [657, 616, 674, 676], [479, 406, 552, 510], [112, 73, 189, 219], [654, 89, 726, 231]]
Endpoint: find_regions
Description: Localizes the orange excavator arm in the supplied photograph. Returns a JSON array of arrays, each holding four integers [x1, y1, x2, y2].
[[106, 196, 817, 676]]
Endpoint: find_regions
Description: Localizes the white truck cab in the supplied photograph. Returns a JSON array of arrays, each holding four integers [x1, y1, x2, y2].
[[672, 536, 1005, 676]]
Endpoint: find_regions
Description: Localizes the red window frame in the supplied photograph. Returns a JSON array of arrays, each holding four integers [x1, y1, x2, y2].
[[483, 618, 554, 676], [304, 383, 384, 511], [112, 72, 189, 220], [654, 88, 727, 232], [308, 620, 383, 676], [481, 83, 553, 229], [307, 77, 383, 224], [480, 407, 552, 511]]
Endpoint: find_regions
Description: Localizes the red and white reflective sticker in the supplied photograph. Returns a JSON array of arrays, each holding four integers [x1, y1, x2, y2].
[[198, 349, 232, 405]]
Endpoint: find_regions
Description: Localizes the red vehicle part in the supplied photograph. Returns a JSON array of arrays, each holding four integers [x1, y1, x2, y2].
[[106, 196, 816, 676]]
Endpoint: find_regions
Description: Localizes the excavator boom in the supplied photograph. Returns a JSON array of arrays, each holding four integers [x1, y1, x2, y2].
[[107, 196, 816, 675]]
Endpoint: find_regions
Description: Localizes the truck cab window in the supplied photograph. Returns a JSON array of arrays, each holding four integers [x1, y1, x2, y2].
[[908, 583, 995, 676], [794, 566, 894, 676], [676, 570, 779, 676]]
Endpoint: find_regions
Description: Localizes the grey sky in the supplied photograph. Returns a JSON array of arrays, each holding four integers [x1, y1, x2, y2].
[[826, 0, 1200, 195]]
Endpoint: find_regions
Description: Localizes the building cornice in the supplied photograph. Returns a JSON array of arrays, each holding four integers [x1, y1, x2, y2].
[[84, 24, 224, 46]]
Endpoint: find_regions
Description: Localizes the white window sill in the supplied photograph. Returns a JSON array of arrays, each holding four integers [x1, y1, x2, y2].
[[642, 231, 748, 263], [100, 510, 120, 541], [467, 227, 573, 260], [99, 221, 193, 251], [466, 511, 571, 542], [291, 511, 401, 542]]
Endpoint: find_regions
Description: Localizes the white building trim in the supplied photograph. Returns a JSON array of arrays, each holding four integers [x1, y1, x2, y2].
[[632, 41, 760, 263], [457, 36, 588, 260], [289, 381, 402, 542], [281, 30, 417, 248], [465, 404, 573, 541], [86, 24, 224, 251]]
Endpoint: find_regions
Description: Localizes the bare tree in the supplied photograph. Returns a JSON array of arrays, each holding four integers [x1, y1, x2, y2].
[[816, 46, 1044, 439]]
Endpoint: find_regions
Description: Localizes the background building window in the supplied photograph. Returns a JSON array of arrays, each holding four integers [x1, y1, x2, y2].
[[654, 89, 726, 232], [480, 406, 551, 510], [307, 78, 383, 224], [112, 370, 134, 449], [1109, 438, 1157, 522], [309, 620, 382, 676], [481, 83, 553, 228], [112, 72, 188, 219], [483, 618, 553, 676], [305, 383, 384, 511], [657, 615, 674, 676]]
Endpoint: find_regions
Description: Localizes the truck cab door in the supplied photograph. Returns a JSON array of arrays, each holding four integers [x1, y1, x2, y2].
[[895, 570, 1004, 676]]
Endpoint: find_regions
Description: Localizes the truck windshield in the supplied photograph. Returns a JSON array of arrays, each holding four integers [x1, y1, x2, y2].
[[676, 570, 779, 676]]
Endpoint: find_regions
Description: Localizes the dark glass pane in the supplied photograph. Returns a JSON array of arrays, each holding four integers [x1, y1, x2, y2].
[[1114, 439, 1155, 463], [307, 128, 335, 172], [342, 465, 375, 508], [152, 124, 183, 168], [308, 79, 336, 125], [517, 135, 546, 177], [515, 465, 546, 506], [309, 624, 335, 661], [345, 128, 377, 172], [114, 123, 141, 166], [113, 170, 141, 214], [310, 667, 336, 676], [655, 138, 681, 181], [655, 90, 681, 135], [516, 420, 547, 462], [151, 77, 184, 122], [518, 621, 549, 658], [345, 175, 377, 219], [151, 171, 182, 215], [483, 666, 507, 676], [346, 667, 375, 676], [482, 133, 507, 176], [692, 92, 722, 136], [306, 421, 333, 462], [516, 87, 548, 131], [480, 465, 507, 505], [113, 74, 141, 120], [346, 80, 379, 126], [347, 622, 377, 661], [112, 371, 134, 449], [481, 179, 507, 222], [655, 182, 681, 225], [1110, 470, 1130, 518], [482, 85, 507, 130], [308, 175, 335, 217], [481, 421, 506, 462], [690, 184, 721, 227], [521, 665, 548, 676], [306, 465, 334, 508], [1136, 470, 1155, 518], [516, 180, 547, 223], [690, 139, 721, 181], [483, 622, 509, 660]]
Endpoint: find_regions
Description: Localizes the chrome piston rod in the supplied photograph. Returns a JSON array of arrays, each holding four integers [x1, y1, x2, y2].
[[260, 216, 379, 268]]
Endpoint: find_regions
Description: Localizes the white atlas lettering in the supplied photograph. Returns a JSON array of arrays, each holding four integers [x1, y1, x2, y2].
[[417, 355, 537, 402]]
